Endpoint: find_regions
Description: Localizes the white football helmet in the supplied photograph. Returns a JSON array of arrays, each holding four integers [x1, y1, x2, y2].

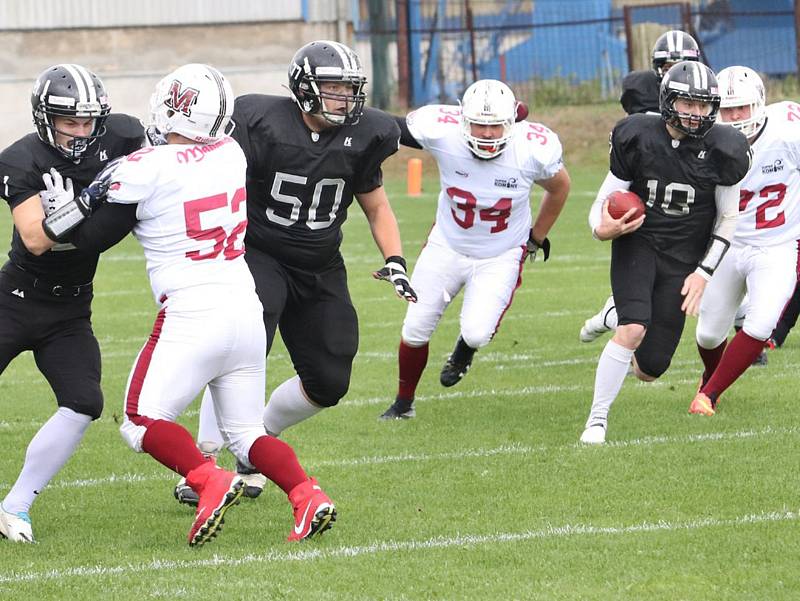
[[460, 79, 517, 160], [716, 66, 766, 138], [149, 63, 234, 144]]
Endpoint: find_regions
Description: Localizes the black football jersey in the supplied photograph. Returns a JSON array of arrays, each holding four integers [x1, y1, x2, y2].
[[0, 114, 144, 284], [620, 70, 661, 115], [610, 113, 751, 265], [232, 95, 400, 270]]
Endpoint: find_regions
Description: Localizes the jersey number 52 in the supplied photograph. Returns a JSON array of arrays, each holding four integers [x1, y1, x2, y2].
[[183, 187, 248, 261]]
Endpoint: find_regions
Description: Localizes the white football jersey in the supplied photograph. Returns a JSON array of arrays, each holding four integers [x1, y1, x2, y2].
[[406, 104, 563, 258], [107, 137, 254, 302], [734, 101, 800, 246]]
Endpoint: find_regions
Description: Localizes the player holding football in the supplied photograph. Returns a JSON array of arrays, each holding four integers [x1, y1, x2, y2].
[[0, 64, 144, 543], [579, 62, 751, 444], [39, 64, 336, 546], [690, 66, 800, 415], [621, 29, 701, 115], [172, 40, 415, 504], [379, 79, 570, 419]]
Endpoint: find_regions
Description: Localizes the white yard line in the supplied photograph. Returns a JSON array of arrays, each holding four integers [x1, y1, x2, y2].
[[0, 508, 795, 584]]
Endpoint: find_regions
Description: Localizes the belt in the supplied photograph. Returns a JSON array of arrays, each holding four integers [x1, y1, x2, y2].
[[5, 263, 93, 297]]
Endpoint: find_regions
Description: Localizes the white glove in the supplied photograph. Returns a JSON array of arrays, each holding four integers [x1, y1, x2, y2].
[[40, 168, 74, 216]]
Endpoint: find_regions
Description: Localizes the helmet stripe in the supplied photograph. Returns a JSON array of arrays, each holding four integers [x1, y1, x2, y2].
[[62, 64, 89, 105], [675, 31, 684, 53], [206, 66, 227, 138], [73, 64, 98, 104], [330, 41, 354, 72]]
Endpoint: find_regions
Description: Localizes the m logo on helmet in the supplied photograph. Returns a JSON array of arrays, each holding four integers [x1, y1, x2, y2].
[[165, 80, 199, 117]]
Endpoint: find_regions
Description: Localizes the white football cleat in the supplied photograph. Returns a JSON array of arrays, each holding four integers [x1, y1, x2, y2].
[[580, 295, 617, 343], [0, 504, 34, 543], [580, 424, 607, 445]]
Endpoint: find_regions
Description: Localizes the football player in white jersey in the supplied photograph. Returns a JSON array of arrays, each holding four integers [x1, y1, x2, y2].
[[39, 64, 336, 546], [380, 79, 570, 419], [690, 67, 800, 415]]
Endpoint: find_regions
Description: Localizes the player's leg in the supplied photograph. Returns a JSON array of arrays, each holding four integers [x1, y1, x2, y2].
[[118, 305, 243, 546], [210, 310, 336, 541], [694, 246, 745, 390], [581, 236, 655, 444], [381, 239, 466, 419], [579, 294, 618, 343], [264, 264, 357, 435], [447, 246, 525, 387], [699, 243, 797, 409], [2, 299, 100, 543], [770, 246, 800, 347]]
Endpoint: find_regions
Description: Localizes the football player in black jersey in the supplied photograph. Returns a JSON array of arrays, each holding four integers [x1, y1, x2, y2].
[[0, 64, 143, 541], [172, 40, 416, 505], [579, 61, 751, 444], [620, 30, 700, 115]]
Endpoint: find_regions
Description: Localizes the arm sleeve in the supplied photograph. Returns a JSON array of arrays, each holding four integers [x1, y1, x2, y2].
[[66, 202, 138, 253], [394, 114, 423, 149], [589, 171, 632, 233], [352, 118, 401, 194], [696, 183, 740, 279]]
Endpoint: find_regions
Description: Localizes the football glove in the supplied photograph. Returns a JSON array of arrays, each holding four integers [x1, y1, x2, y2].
[[40, 168, 74, 216], [373, 255, 418, 302], [525, 231, 550, 262]]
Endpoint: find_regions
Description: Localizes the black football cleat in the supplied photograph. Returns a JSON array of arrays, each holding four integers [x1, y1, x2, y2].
[[439, 336, 476, 387], [235, 460, 267, 499], [379, 397, 416, 419]]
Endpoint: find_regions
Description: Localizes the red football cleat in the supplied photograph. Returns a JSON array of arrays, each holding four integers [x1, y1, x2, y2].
[[689, 392, 716, 416], [287, 477, 336, 542], [186, 460, 244, 547]]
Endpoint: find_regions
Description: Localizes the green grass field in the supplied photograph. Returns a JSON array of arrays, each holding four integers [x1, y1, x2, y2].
[[1, 163, 799, 601]]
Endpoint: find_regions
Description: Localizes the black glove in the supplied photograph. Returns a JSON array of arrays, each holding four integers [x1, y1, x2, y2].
[[372, 255, 418, 302], [77, 180, 109, 214], [526, 232, 550, 262]]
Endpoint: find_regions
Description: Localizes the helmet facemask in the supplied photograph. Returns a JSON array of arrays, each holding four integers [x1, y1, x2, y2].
[[460, 80, 517, 160]]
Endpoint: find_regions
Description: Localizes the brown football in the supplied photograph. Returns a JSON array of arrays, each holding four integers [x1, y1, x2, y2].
[[607, 189, 645, 220]]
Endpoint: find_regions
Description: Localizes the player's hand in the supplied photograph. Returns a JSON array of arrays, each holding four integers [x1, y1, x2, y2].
[[40, 168, 74, 215], [593, 199, 645, 241], [373, 256, 418, 302], [77, 180, 109, 214], [525, 231, 550, 262], [681, 272, 707, 316]]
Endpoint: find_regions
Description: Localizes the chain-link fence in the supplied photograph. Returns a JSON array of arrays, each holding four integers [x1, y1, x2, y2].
[[357, 0, 797, 108]]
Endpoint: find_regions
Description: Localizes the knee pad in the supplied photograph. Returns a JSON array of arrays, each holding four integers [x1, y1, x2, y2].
[[633, 348, 670, 379], [696, 328, 727, 351], [225, 430, 263, 467], [59, 389, 104, 421], [460, 327, 493, 350], [303, 369, 348, 407], [119, 417, 147, 452]]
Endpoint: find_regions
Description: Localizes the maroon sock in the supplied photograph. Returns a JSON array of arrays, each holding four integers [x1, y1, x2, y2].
[[141, 419, 207, 476], [398, 340, 429, 401], [702, 331, 766, 399], [248, 435, 308, 494], [697, 340, 727, 387]]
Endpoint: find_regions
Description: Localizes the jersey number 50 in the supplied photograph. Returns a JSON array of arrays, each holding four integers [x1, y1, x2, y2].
[[268, 172, 345, 230]]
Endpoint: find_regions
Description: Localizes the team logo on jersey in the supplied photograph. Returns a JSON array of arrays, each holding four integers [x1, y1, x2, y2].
[[494, 177, 518, 189], [166, 80, 199, 117], [455, 170, 469, 177], [697, 150, 706, 159], [344, 137, 352, 147], [762, 159, 784, 174], [100, 149, 108, 161]]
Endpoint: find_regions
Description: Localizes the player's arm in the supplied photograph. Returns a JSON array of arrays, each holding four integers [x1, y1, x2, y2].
[[589, 171, 645, 241], [392, 115, 423, 149], [531, 165, 570, 245], [65, 202, 138, 253], [680, 183, 740, 315], [11, 194, 55, 256], [357, 185, 417, 302]]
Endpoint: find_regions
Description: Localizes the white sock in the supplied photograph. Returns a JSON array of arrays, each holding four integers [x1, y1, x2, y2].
[[263, 375, 322, 436], [196, 387, 225, 454], [585, 340, 634, 429], [2, 407, 91, 514]]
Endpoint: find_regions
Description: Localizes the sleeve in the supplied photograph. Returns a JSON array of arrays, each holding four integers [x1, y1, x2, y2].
[[696, 183, 740, 279], [713, 126, 752, 186], [352, 115, 401, 194], [619, 72, 637, 115], [105, 152, 157, 206], [608, 118, 636, 181], [231, 99, 258, 167], [588, 171, 632, 233], [531, 128, 564, 181], [394, 114, 423, 149], [0, 162, 43, 209], [405, 104, 460, 150], [66, 202, 138, 253]]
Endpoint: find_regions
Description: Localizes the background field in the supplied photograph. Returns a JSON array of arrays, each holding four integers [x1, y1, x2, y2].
[[1, 106, 799, 600]]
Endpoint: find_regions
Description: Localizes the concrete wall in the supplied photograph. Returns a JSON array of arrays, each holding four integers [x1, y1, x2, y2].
[[0, 21, 363, 145]]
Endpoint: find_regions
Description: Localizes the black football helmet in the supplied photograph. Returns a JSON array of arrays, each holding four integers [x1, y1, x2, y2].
[[652, 30, 700, 78], [31, 64, 111, 160], [288, 40, 367, 126], [659, 61, 720, 138]]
